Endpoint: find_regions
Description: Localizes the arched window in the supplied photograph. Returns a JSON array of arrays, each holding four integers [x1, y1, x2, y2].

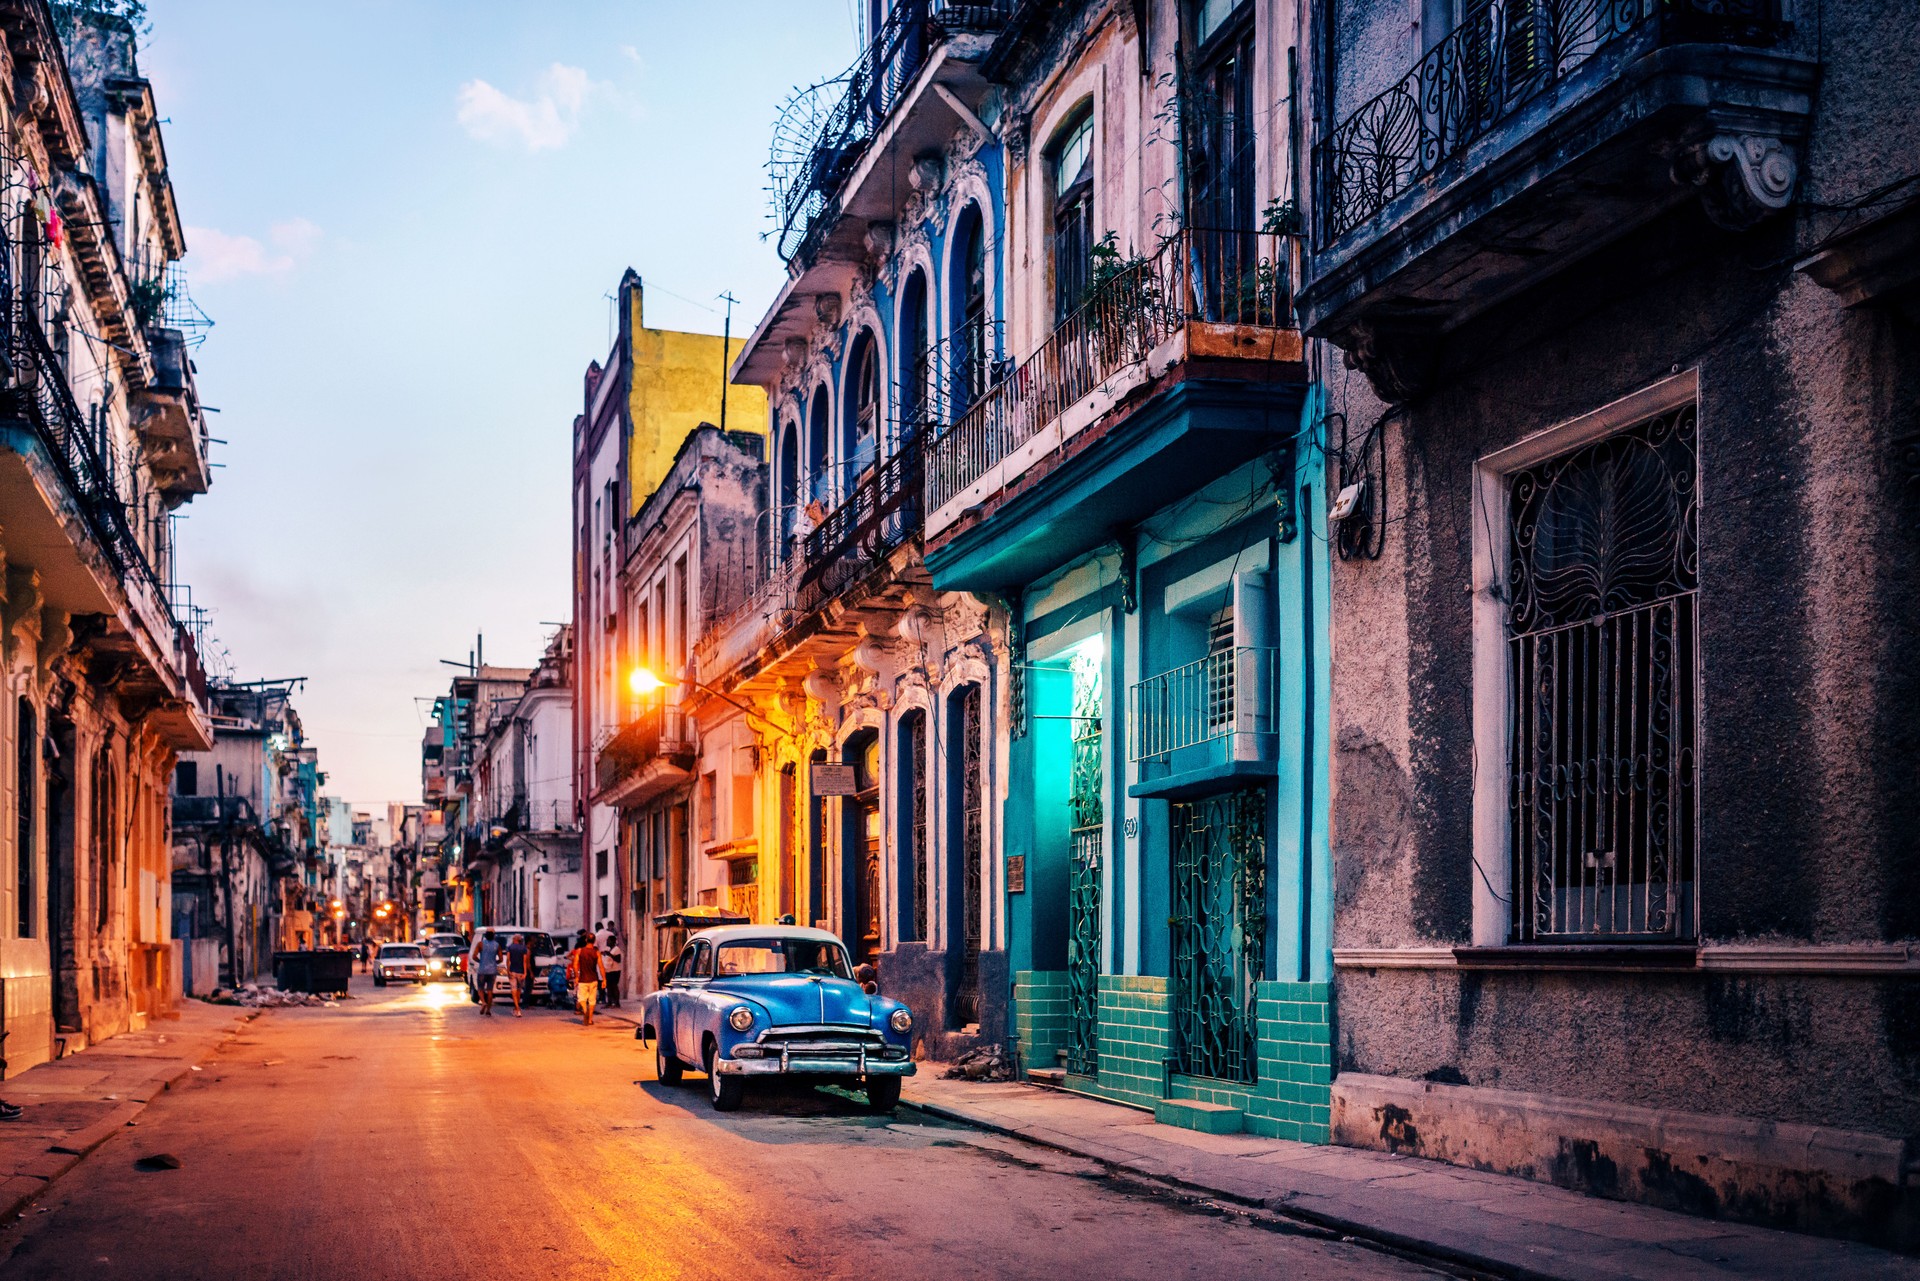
[[807, 388, 831, 507], [1050, 110, 1095, 323], [777, 417, 801, 561], [951, 205, 989, 411], [899, 270, 930, 435], [846, 331, 880, 480]]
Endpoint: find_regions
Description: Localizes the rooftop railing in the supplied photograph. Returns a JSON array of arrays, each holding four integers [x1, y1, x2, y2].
[[927, 227, 1300, 514], [770, 0, 1014, 264], [1318, 0, 1787, 244]]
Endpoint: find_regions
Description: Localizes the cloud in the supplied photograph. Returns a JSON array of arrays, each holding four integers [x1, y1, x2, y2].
[[184, 220, 323, 283], [456, 63, 596, 151]]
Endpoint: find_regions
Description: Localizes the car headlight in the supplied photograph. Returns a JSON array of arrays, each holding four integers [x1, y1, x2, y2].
[[889, 1008, 913, 1034], [727, 1007, 755, 1033]]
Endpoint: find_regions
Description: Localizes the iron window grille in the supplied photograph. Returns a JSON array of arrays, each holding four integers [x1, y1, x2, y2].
[[1065, 651, 1104, 1077], [1506, 402, 1699, 941]]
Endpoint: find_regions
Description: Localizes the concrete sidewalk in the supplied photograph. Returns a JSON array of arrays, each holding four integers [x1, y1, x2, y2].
[[902, 1074, 1920, 1281], [0, 1000, 251, 1222]]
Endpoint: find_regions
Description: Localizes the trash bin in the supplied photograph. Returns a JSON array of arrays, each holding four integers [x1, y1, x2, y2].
[[307, 949, 352, 996], [273, 950, 352, 995], [272, 951, 311, 993]]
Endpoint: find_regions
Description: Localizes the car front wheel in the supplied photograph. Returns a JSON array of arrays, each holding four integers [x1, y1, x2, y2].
[[373, 974, 386, 987], [865, 1075, 902, 1113], [656, 1045, 683, 1085], [705, 1045, 744, 1112]]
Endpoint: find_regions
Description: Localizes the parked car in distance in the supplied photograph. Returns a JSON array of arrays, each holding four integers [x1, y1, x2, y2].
[[465, 928, 565, 1002], [421, 931, 466, 953], [373, 943, 429, 987], [640, 924, 915, 1113], [425, 942, 465, 982]]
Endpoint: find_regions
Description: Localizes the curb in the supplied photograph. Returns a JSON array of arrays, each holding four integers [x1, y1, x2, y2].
[[0, 1010, 253, 1225], [900, 1095, 1559, 1281]]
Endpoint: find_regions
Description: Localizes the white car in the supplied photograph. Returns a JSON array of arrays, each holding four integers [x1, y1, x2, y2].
[[373, 943, 429, 986], [465, 928, 565, 1002]]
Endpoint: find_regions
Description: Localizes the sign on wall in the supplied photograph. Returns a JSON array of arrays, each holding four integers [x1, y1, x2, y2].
[[810, 762, 858, 796]]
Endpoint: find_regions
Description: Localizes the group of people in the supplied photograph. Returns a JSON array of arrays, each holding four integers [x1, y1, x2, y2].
[[468, 921, 625, 1028]]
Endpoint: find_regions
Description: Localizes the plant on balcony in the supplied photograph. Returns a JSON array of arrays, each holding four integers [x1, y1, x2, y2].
[[1083, 231, 1164, 370]]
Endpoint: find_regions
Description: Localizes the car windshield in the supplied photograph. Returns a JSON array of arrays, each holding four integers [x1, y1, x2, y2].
[[714, 939, 852, 979], [431, 945, 463, 958], [486, 933, 557, 956], [380, 945, 421, 958]]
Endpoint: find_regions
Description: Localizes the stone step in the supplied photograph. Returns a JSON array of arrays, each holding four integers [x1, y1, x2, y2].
[[1153, 1099, 1244, 1135], [1028, 1067, 1066, 1087]]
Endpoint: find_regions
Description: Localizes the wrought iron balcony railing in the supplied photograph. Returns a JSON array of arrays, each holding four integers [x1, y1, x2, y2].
[[769, 0, 1014, 264], [801, 427, 924, 590], [1128, 646, 1280, 765], [594, 703, 694, 795], [928, 227, 1300, 514], [1318, 0, 1787, 244]]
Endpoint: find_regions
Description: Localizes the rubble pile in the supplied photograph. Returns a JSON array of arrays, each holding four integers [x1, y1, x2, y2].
[[943, 1043, 1015, 1081], [205, 985, 343, 1009]]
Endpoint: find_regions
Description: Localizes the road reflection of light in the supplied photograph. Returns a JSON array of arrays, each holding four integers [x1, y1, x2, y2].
[[419, 982, 469, 1013]]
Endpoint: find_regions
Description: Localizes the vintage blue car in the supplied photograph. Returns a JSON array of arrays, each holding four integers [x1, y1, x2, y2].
[[638, 924, 915, 1112]]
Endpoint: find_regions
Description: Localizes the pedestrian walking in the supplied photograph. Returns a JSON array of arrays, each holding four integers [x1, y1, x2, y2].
[[356, 940, 370, 974], [474, 929, 502, 1016], [602, 935, 623, 1009], [504, 932, 530, 1018], [569, 934, 605, 1027]]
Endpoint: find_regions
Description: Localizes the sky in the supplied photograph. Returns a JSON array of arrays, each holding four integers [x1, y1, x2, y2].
[[139, 1, 861, 810]]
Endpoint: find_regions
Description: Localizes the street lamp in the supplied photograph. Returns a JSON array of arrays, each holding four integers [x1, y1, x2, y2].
[[628, 666, 790, 739]]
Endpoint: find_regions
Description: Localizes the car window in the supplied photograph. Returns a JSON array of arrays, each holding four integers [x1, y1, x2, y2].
[[380, 945, 421, 958], [432, 945, 463, 958], [690, 941, 715, 979], [716, 939, 851, 978]]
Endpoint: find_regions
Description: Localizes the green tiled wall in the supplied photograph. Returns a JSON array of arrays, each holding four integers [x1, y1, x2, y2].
[[1013, 970, 1069, 1074], [1027, 974, 1331, 1143]]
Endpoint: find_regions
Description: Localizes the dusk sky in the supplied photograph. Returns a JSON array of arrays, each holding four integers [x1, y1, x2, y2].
[[142, 1, 855, 809]]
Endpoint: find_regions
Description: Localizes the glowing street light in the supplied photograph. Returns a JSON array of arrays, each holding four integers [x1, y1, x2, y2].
[[628, 667, 665, 696], [627, 667, 789, 738]]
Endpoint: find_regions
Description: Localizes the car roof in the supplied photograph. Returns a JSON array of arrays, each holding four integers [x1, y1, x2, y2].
[[688, 924, 844, 947]]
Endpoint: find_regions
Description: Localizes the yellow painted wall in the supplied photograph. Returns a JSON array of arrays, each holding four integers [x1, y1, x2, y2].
[[626, 286, 767, 515]]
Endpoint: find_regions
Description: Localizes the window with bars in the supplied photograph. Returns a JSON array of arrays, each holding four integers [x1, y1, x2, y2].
[[17, 698, 35, 938], [1505, 402, 1699, 942]]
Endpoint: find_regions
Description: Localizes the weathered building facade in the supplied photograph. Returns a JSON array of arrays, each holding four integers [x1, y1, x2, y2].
[[696, 0, 1022, 1055], [571, 272, 764, 936], [0, 4, 219, 1070], [911, 0, 1335, 1136], [476, 626, 579, 931], [595, 425, 763, 993], [1301, 0, 1920, 1248], [170, 682, 312, 992]]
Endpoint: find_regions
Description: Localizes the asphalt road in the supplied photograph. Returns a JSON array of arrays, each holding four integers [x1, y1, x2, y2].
[[0, 977, 1440, 1281]]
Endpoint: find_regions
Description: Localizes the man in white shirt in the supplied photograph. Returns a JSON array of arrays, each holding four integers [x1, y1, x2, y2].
[[594, 920, 613, 952]]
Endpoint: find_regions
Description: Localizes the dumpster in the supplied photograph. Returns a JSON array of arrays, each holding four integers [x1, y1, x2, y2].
[[273, 949, 352, 995]]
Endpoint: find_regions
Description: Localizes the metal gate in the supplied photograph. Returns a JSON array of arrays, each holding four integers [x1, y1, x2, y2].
[[954, 684, 983, 1027], [1065, 651, 1103, 1076], [1170, 787, 1267, 1083]]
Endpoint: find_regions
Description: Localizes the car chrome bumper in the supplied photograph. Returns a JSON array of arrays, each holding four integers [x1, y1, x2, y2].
[[714, 1054, 915, 1078]]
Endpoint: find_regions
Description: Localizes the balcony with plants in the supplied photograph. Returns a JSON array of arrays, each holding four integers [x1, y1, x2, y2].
[[922, 222, 1307, 593], [1301, 0, 1811, 401]]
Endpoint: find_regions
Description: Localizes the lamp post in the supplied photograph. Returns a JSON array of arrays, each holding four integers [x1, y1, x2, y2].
[[627, 667, 791, 740]]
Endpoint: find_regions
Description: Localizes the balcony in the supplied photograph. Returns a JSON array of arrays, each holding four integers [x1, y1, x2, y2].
[[0, 290, 212, 749], [136, 325, 211, 500], [1302, 0, 1811, 400], [698, 429, 928, 691], [593, 703, 696, 808], [923, 228, 1307, 592], [770, 0, 1012, 268], [1128, 647, 1281, 799]]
